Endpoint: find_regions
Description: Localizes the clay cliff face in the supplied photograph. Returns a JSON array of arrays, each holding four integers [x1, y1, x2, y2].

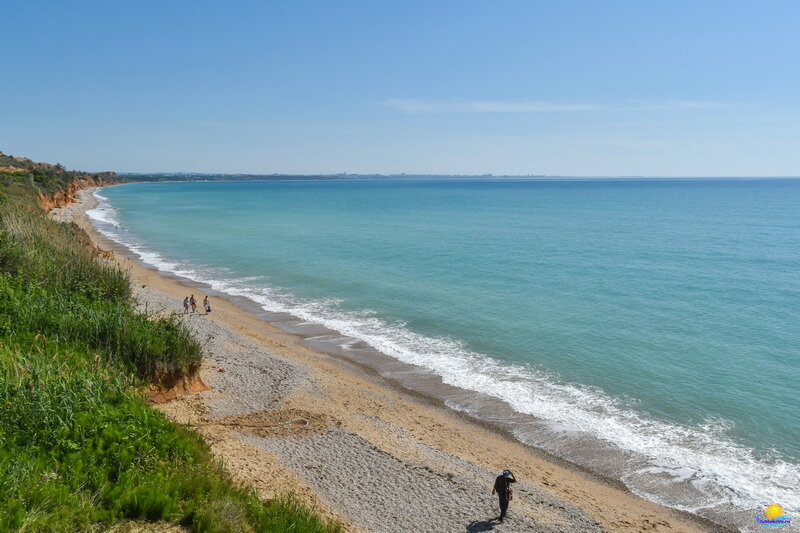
[[38, 174, 118, 211], [1, 151, 120, 211]]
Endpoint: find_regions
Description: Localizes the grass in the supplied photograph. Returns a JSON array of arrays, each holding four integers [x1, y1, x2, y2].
[[0, 167, 340, 532], [0, 188, 201, 380], [0, 152, 98, 194]]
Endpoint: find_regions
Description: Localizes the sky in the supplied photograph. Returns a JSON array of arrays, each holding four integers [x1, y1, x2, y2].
[[2, 1, 799, 176]]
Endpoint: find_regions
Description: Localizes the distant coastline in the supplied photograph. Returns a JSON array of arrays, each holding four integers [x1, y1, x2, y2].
[[118, 172, 800, 183]]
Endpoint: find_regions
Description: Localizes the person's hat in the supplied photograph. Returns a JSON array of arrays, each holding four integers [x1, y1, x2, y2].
[[502, 469, 511, 477]]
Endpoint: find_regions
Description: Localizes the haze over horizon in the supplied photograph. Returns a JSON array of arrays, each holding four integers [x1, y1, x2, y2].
[[3, 1, 799, 177]]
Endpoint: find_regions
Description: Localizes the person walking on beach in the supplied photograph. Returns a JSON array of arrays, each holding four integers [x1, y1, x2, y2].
[[189, 294, 197, 313], [492, 469, 516, 522], [183, 296, 190, 314], [203, 295, 211, 314]]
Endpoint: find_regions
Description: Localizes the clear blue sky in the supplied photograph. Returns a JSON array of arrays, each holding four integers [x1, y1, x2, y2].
[[2, 1, 799, 176]]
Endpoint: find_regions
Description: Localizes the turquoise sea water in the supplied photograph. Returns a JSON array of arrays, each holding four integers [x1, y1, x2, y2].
[[90, 179, 800, 526]]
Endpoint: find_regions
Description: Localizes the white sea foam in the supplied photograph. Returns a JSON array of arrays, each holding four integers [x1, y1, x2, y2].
[[86, 194, 799, 527], [85, 190, 121, 227]]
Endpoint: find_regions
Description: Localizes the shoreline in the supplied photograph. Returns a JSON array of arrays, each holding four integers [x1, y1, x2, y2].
[[64, 187, 732, 532]]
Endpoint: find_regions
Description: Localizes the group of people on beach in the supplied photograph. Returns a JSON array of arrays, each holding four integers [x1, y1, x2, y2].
[[183, 294, 211, 314]]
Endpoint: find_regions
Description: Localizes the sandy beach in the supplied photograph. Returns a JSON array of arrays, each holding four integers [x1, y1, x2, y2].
[[52, 188, 731, 533]]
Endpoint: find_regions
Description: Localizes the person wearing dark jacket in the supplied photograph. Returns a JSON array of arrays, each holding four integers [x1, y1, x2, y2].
[[492, 469, 517, 522]]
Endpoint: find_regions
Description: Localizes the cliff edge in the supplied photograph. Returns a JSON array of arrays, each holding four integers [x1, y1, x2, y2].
[[0, 150, 122, 210]]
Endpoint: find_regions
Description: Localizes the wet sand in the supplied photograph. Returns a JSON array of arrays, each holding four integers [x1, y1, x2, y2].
[[53, 188, 731, 533]]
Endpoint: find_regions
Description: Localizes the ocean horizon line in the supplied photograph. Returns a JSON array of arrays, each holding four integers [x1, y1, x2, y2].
[[113, 172, 800, 182]]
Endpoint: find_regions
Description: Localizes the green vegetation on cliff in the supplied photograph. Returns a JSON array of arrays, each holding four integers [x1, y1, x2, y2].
[[0, 151, 118, 195], [0, 156, 339, 532]]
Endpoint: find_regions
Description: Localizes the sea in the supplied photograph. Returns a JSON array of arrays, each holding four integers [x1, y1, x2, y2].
[[88, 178, 800, 531]]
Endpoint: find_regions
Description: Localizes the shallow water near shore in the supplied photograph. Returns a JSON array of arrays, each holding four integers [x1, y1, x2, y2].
[[88, 178, 800, 531]]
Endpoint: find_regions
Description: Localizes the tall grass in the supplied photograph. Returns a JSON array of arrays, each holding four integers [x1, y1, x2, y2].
[[0, 192, 201, 380], [0, 175, 341, 532], [0, 335, 339, 532]]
